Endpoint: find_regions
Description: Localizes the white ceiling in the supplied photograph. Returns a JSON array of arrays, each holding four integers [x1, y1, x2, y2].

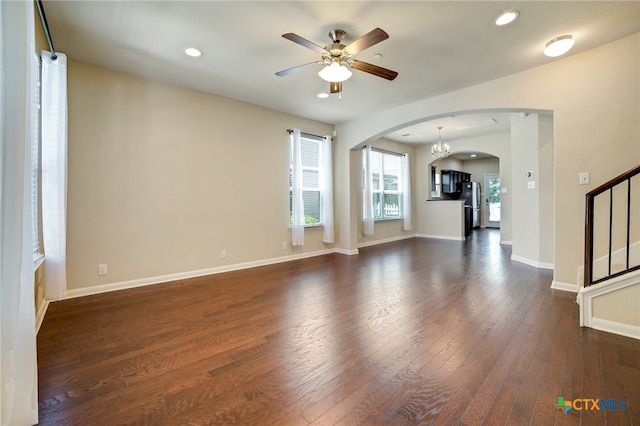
[[43, 1, 639, 145]]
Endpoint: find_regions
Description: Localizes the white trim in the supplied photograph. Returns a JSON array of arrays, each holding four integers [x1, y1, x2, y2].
[[358, 233, 416, 248], [590, 317, 640, 340], [578, 269, 640, 328], [36, 299, 50, 334], [415, 233, 465, 242], [334, 247, 359, 255], [511, 254, 554, 270], [65, 249, 334, 300], [551, 280, 578, 293], [500, 240, 512, 245], [33, 253, 45, 270]]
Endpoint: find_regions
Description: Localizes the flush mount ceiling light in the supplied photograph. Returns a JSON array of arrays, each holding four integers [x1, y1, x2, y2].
[[544, 35, 575, 57], [318, 60, 352, 82], [495, 11, 519, 26], [184, 47, 202, 57]]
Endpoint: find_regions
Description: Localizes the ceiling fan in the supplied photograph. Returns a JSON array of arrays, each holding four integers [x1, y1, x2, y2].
[[275, 28, 398, 95]]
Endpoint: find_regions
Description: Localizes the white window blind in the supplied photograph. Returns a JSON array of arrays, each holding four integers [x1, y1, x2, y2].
[[32, 51, 42, 257], [290, 136, 323, 225]]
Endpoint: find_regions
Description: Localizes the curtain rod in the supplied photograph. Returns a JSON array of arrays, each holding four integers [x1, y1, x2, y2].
[[286, 129, 332, 142], [36, 0, 57, 60], [363, 145, 406, 157]]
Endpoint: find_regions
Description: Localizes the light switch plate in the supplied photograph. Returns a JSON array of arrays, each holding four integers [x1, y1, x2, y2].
[[528, 181, 536, 189], [579, 172, 590, 185]]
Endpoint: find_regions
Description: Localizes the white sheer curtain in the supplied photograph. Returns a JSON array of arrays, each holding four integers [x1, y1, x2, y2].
[[0, 0, 39, 424], [320, 135, 334, 243], [362, 145, 374, 236], [401, 153, 412, 231], [41, 51, 68, 300], [290, 129, 304, 247]]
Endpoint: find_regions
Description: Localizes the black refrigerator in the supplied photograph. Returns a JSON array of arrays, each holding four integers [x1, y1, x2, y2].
[[460, 182, 480, 236]]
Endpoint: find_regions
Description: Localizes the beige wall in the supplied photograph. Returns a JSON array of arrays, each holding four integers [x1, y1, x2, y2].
[[421, 201, 465, 239], [67, 61, 334, 290], [592, 283, 640, 327], [336, 34, 640, 289]]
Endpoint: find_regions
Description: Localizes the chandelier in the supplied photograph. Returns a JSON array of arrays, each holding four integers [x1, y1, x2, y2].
[[431, 126, 450, 158]]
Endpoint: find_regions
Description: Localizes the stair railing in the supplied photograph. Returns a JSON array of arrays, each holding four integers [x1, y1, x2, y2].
[[584, 164, 640, 286]]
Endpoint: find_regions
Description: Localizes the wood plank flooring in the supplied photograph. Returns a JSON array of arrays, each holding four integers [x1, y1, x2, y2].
[[37, 229, 640, 425]]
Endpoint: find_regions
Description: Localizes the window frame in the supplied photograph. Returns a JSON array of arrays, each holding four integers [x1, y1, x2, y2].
[[369, 148, 404, 221], [289, 135, 325, 228], [32, 51, 44, 267]]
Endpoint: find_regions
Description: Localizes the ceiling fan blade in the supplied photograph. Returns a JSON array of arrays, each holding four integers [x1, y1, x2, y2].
[[282, 33, 327, 54], [275, 61, 322, 77], [350, 60, 398, 81], [343, 28, 389, 55], [330, 81, 342, 93]]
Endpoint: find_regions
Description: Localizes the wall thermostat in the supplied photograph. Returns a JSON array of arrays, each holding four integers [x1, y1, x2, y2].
[[525, 171, 533, 178]]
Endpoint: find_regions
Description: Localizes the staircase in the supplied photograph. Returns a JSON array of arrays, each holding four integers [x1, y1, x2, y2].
[[577, 164, 640, 340]]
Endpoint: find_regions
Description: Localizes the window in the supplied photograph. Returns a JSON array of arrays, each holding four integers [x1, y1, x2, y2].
[[368, 149, 403, 220], [289, 136, 324, 225], [32, 52, 43, 260]]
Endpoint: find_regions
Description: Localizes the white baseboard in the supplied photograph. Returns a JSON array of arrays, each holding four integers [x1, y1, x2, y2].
[[500, 240, 512, 246], [590, 317, 640, 340], [511, 254, 554, 270], [358, 233, 416, 248], [36, 299, 50, 334], [334, 247, 359, 255], [65, 249, 335, 300], [551, 280, 578, 293], [415, 233, 465, 242]]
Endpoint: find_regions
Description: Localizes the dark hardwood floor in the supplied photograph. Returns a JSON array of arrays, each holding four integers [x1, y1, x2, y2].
[[37, 229, 640, 425]]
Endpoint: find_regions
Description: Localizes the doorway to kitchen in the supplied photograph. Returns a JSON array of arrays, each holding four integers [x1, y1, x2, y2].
[[484, 173, 501, 228]]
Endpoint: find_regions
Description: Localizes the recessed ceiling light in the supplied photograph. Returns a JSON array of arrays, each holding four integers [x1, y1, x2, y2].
[[373, 53, 382, 59], [317, 93, 329, 99], [544, 35, 575, 57], [495, 11, 519, 26], [184, 47, 202, 57], [401, 133, 414, 137]]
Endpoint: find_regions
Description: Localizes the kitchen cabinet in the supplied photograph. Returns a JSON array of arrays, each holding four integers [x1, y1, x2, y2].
[[440, 169, 471, 193]]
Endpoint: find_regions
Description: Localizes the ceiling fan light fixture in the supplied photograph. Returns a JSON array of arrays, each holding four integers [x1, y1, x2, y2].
[[318, 62, 352, 82], [544, 35, 574, 57], [495, 11, 519, 26]]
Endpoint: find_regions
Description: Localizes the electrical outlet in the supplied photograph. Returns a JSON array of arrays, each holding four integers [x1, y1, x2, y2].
[[282, 242, 287, 250], [220, 249, 227, 259], [98, 264, 108, 276]]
